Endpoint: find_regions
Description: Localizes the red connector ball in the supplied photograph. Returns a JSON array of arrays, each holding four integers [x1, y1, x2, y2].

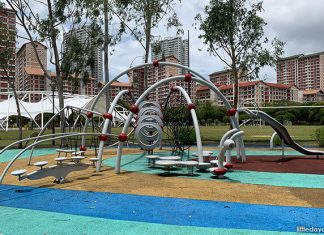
[[153, 60, 159, 67], [79, 146, 87, 151], [130, 104, 139, 114], [226, 108, 237, 116], [103, 113, 113, 120], [170, 86, 176, 92], [187, 103, 196, 110], [184, 73, 192, 82], [86, 112, 93, 118], [98, 134, 108, 141], [118, 133, 128, 142]]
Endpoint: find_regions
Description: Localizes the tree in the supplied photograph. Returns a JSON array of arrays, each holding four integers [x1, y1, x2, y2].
[[196, 0, 284, 108], [7, 0, 102, 136], [118, 0, 182, 90], [0, 4, 23, 148]]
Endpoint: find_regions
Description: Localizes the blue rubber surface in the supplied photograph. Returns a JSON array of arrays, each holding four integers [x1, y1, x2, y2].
[[0, 184, 323, 233]]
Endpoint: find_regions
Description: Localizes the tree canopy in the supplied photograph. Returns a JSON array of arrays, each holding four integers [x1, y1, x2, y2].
[[196, 0, 284, 108]]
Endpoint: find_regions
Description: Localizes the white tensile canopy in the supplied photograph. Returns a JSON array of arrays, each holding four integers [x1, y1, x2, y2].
[[0, 94, 130, 131]]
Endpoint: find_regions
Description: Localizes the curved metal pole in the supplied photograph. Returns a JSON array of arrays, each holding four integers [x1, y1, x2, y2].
[[230, 131, 245, 163], [82, 61, 239, 146], [115, 76, 183, 173], [0, 132, 78, 156], [96, 90, 130, 172], [270, 132, 277, 150], [173, 86, 204, 163], [0, 132, 117, 184], [29, 106, 102, 164], [219, 129, 239, 147], [114, 74, 243, 173]]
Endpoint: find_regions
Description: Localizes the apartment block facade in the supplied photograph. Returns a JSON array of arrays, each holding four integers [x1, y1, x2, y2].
[[209, 69, 248, 86], [277, 52, 324, 90], [196, 81, 302, 107], [0, 7, 15, 101], [151, 37, 189, 74], [15, 41, 47, 102], [63, 26, 103, 82]]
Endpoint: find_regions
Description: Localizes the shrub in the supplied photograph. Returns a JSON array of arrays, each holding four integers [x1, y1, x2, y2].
[[178, 127, 196, 146], [315, 127, 324, 147], [273, 134, 282, 146]]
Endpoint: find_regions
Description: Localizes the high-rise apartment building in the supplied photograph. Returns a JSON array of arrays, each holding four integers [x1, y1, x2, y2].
[[63, 26, 103, 83], [151, 37, 189, 74], [277, 52, 324, 90], [209, 69, 248, 86], [129, 56, 196, 105], [0, 6, 15, 101], [15, 41, 47, 102]]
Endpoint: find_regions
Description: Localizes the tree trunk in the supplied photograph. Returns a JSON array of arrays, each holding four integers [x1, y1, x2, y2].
[[143, 2, 152, 91], [104, 0, 111, 133], [233, 68, 239, 109], [47, 0, 65, 143]]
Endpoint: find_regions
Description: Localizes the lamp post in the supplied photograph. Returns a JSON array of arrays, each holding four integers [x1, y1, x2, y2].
[[50, 81, 56, 146]]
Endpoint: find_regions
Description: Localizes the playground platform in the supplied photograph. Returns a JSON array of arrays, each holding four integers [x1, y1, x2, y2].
[[0, 147, 323, 234]]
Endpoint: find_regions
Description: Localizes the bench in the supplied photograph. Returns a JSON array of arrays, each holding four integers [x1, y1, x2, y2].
[[34, 161, 48, 169], [155, 160, 199, 175], [89, 158, 99, 167], [71, 156, 85, 164], [11, 169, 27, 180], [146, 155, 159, 167], [55, 157, 68, 165], [56, 149, 76, 158]]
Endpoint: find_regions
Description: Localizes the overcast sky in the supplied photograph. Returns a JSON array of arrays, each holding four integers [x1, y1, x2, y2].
[[13, 0, 324, 83], [106, 0, 324, 83]]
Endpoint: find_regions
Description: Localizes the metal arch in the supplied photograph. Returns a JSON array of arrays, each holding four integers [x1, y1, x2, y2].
[[81, 61, 239, 147], [172, 86, 204, 163], [96, 89, 130, 172], [116, 75, 233, 173]]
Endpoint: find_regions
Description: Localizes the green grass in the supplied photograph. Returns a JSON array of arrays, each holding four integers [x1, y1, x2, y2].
[[0, 125, 321, 148]]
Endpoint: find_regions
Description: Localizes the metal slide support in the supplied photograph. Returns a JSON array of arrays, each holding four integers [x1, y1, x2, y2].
[[270, 132, 277, 150]]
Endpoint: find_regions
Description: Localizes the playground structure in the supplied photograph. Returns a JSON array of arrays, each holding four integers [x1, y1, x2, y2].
[[1, 61, 324, 184]]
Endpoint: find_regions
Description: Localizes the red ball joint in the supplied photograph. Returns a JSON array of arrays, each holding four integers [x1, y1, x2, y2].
[[118, 133, 128, 142], [184, 73, 192, 82], [79, 146, 87, 151], [187, 103, 196, 110], [153, 60, 159, 67], [86, 112, 93, 118], [103, 113, 113, 120], [130, 104, 139, 114], [170, 86, 176, 93], [227, 108, 237, 116], [98, 134, 108, 142], [127, 89, 132, 95]]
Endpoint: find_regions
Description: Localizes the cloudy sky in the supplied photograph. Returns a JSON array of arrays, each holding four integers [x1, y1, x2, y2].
[[106, 0, 324, 83], [13, 0, 324, 83]]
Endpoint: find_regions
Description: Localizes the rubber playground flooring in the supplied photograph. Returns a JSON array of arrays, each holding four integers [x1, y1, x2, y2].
[[0, 147, 323, 234]]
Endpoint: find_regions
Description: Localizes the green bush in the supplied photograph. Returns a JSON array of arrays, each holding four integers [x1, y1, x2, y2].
[[315, 127, 324, 147], [273, 135, 282, 146], [178, 127, 196, 145]]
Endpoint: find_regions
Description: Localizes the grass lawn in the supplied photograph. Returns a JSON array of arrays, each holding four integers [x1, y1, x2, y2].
[[0, 125, 320, 148]]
